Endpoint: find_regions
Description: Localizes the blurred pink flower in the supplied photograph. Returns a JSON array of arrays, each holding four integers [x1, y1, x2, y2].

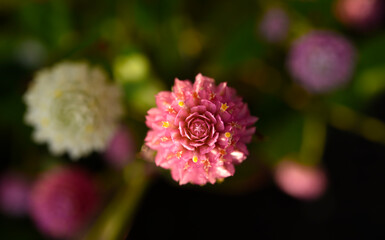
[[0, 172, 30, 217], [145, 74, 257, 185], [30, 167, 100, 239], [335, 0, 384, 31], [104, 126, 135, 169], [275, 160, 327, 200]]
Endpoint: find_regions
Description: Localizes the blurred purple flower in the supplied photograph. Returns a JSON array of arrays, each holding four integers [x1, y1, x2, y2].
[[104, 126, 136, 169], [275, 160, 327, 200], [145, 74, 257, 185], [335, 0, 384, 31], [0, 173, 30, 217], [288, 31, 355, 93], [259, 8, 290, 43], [30, 168, 100, 239]]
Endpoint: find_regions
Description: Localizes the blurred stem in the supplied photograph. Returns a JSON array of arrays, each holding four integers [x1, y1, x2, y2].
[[282, 81, 385, 147], [298, 114, 326, 165], [328, 104, 385, 145], [83, 160, 149, 240]]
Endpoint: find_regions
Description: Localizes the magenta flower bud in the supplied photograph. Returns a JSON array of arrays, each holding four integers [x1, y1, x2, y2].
[[275, 160, 327, 200], [258, 8, 290, 43], [0, 172, 31, 217], [288, 31, 355, 93], [30, 168, 100, 239], [104, 126, 135, 169], [145, 74, 258, 185], [335, 0, 384, 31]]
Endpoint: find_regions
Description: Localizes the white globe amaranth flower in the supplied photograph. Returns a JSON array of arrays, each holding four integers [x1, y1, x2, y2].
[[24, 61, 124, 159]]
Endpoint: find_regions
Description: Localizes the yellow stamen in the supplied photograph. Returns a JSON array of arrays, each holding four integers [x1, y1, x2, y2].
[[85, 124, 94, 133], [192, 92, 199, 99], [54, 90, 62, 98], [221, 103, 229, 112], [219, 149, 226, 156], [176, 93, 184, 100], [166, 106, 175, 114], [176, 151, 183, 159], [184, 162, 190, 170], [192, 156, 198, 163], [225, 132, 231, 138], [202, 159, 212, 172], [161, 137, 168, 142], [231, 121, 241, 129], [178, 101, 185, 107], [162, 121, 170, 128]]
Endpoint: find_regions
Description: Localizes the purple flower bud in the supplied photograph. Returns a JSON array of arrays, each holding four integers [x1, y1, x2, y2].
[[288, 31, 356, 93], [0, 173, 30, 217], [259, 8, 290, 43]]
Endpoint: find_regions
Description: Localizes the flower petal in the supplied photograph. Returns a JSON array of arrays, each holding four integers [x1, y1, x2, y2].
[[215, 115, 224, 131], [201, 99, 217, 113], [193, 73, 215, 93]]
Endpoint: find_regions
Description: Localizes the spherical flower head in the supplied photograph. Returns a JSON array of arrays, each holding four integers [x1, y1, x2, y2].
[[104, 126, 135, 169], [24, 61, 124, 159], [288, 31, 355, 93], [335, 0, 384, 31], [275, 160, 327, 200], [258, 7, 290, 43], [145, 74, 258, 185], [30, 167, 100, 239], [0, 172, 31, 217]]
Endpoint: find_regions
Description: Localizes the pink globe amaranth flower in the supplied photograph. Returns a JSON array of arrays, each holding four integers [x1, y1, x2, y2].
[[259, 7, 290, 43], [275, 160, 327, 200], [335, 0, 384, 31], [104, 126, 135, 169], [145, 74, 258, 185], [288, 31, 355, 93], [0, 172, 31, 217], [30, 167, 100, 239]]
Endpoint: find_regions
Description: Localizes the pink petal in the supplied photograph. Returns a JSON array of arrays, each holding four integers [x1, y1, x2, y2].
[[207, 132, 219, 146], [156, 91, 173, 110], [193, 73, 215, 93], [173, 79, 193, 100], [215, 115, 224, 131], [204, 111, 217, 124], [180, 138, 195, 151], [174, 109, 189, 125], [190, 105, 207, 114], [201, 99, 217, 113]]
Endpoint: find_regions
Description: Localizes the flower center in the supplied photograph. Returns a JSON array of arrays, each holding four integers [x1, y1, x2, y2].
[[188, 119, 208, 138], [191, 122, 206, 136], [50, 90, 100, 134]]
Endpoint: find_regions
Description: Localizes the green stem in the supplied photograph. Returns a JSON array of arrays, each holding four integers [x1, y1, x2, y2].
[[83, 161, 149, 240], [298, 114, 327, 165]]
